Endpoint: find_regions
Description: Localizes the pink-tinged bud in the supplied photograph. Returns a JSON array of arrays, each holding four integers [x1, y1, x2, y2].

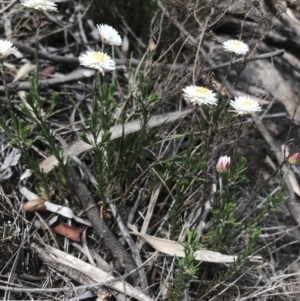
[[288, 152, 299, 165], [216, 155, 231, 174], [149, 38, 156, 52]]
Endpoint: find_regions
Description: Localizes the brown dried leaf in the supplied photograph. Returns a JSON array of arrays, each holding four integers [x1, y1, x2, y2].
[[52, 220, 83, 242], [38, 66, 55, 80]]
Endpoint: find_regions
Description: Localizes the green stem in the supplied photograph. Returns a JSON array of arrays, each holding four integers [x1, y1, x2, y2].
[[0, 61, 12, 111], [282, 165, 290, 182], [111, 45, 116, 84], [0, 60, 17, 127], [219, 175, 223, 201]]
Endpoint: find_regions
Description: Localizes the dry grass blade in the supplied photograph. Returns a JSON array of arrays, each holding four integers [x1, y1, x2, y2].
[[13, 62, 36, 82]]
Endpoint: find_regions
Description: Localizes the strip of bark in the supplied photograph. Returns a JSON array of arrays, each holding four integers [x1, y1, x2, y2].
[[69, 167, 139, 286], [32, 243, 107, 298]]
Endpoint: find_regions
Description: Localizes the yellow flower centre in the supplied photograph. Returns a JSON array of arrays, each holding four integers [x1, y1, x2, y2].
[[92, 52, 106, 62], [241, 99, 252, 107], [196, 87, 208, 94], [232, 40, 242, 47]]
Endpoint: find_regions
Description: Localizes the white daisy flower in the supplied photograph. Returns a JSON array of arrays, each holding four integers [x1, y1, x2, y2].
[[21, 0, 58, 12], [230, 96, 262, 115], [182, 86, 218, 106], [0, 40, 17, 60], [96, 24, 122, 46], [222, 39, 249, 55], [78, 51, 116, 75]]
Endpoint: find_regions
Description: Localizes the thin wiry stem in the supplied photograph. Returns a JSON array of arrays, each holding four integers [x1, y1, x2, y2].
[[35, 12, 42, 99]]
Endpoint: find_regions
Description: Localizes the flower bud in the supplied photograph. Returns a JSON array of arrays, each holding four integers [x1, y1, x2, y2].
[[216, 155, 231, 174], [288, 152, 299, 165], [149, 38, 156, 52]]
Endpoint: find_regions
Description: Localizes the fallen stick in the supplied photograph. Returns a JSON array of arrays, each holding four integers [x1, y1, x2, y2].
[[69, 168, 139, 286]]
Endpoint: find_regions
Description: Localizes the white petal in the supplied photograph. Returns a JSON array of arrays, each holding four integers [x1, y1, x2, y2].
[[230, 96, 262, 115], [96, 24, 122, 46], [78, 50, 116, 74], [21, 0, 58, 12], [223, 40, 249, 55], [0, 40, 17, 60], [182, 85, 218, 106]]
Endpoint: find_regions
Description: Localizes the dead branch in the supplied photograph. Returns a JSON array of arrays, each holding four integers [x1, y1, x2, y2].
[[69, 168, 139, 286]]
